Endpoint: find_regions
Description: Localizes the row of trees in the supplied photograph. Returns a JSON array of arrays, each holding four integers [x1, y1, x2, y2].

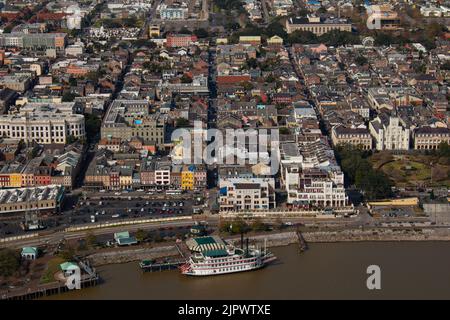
[[219, 218, 274, 235], [335, 146, 393, 200], [0, 249, 21, 277], [230, 20, 360, 47]]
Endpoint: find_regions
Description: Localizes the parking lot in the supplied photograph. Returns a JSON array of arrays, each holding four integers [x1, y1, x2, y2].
[[72, 198, 193, 223], [0, 197, 195, 238]]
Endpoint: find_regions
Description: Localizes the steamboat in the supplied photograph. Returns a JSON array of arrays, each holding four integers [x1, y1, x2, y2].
[[180, 236, 276, 276]]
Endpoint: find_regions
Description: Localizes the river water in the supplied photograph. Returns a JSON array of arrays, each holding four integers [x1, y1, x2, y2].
[[50, 242, 450, 299]]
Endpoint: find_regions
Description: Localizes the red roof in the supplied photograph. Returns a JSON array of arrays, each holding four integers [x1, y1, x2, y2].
[[217, 75, 251, 85], [37, 12, 67, 21]]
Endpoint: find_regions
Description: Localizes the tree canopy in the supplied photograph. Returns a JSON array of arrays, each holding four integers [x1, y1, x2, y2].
[[0, 249, 20, 277], [335, 146, 393, 200]]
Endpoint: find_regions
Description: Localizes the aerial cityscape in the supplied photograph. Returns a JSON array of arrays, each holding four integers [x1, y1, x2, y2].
[[0, 0, 449, 302]]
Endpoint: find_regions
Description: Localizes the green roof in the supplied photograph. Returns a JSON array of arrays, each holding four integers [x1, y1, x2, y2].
[[117, 236, 137, 246], [21, 247, 37, 255], [60, 262, 78, 271], [194, 236, 217, 245], [203, 249, 228, 257], [114, 231, 131, 240]]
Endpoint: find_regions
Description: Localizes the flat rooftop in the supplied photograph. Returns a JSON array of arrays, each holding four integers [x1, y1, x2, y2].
[[0, 185, 64, 205]]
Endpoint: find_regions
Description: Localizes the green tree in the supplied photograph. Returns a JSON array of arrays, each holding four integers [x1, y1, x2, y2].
[[194, 28, 209, 38], [86, 232, 97, 248], [288, 30, 318, 44], [66, 135, 78, 144], [318, 30, 360, 46], [438, 142, 450, 158], [241, 81, 254, 91], [69, 77, 77, 87], [84, 114, 101, 142], [62, 92, 78, 102], [335, 145, 392, 200], [176, 117, 190, 127], [135, 229, 147, 242], [265, 21, 288, 39], [180, 74, 193, 83], [251, 218, 267, 232], [0, 249, 20, 277], [441, 61, 450, 70], [245, 57, 258, 69], [355, 55, 368, 66], [279, 127, 290, 134], [229, 218, 250, 234], [179, 27, 192, 35], [59, 246, 76, 261]]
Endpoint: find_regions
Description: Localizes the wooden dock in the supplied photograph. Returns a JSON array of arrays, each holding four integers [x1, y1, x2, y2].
[[140, 243, 188, 272], [139, 258, 186, 272], [0, 258, 99, 300], [0, 273, 99, 300], [296, 230, 308, 252]]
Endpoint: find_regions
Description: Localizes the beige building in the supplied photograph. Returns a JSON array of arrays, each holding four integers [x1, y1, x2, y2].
[[285, 16, 352, 35], [414, 127, 450, 150], [0, 75, 31, 93], [0, 103, 85, 144], [369, 113, 410, 150], [101, 100, 166, 146], [331, 126, 372, 150], [219, 177, 276, 211], [0, 185, 64, 214]]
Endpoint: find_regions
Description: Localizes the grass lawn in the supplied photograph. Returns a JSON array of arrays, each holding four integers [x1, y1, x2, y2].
[[40, 257, 65, 284], [375, 154, 450, 187]]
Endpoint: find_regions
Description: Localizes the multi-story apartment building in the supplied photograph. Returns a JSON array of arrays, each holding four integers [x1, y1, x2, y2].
[[0, 151, 81, 190], [367, 4, 400, 30], [283, 166, 347, 207], [181, 165, 195, 190], [165, 34, 198, 48], [101, 100, 166, 147], [0, 33, 67, 51], [219, 177, 276, 211], [280, 140, 348, 208], [155, 161, 171, 185], [369, 113, 410, 150], [0, 75, 32, 93], [0, 103, 85, 144], [331, 126, 372, 150], [158, 4, 188, 20], [0, 185, 65, 215], [285, 15, 351, 35], [414, 127, 450, 150]]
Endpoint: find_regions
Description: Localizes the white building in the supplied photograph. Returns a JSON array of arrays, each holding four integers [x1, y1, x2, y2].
[[0, 103, 85, 144], [369, 113, 410, 150], [158, 4, 188, 20], [280, 140, 348, 208], [420, 5, 450, 17], [154, 162, 171, 185], [219, 177, 275, 211], [65, 40, 84, 56]]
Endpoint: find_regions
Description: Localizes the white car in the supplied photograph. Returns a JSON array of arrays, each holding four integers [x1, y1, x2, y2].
[[114, 192, 121, 196], [112, 214, 120, 218]]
